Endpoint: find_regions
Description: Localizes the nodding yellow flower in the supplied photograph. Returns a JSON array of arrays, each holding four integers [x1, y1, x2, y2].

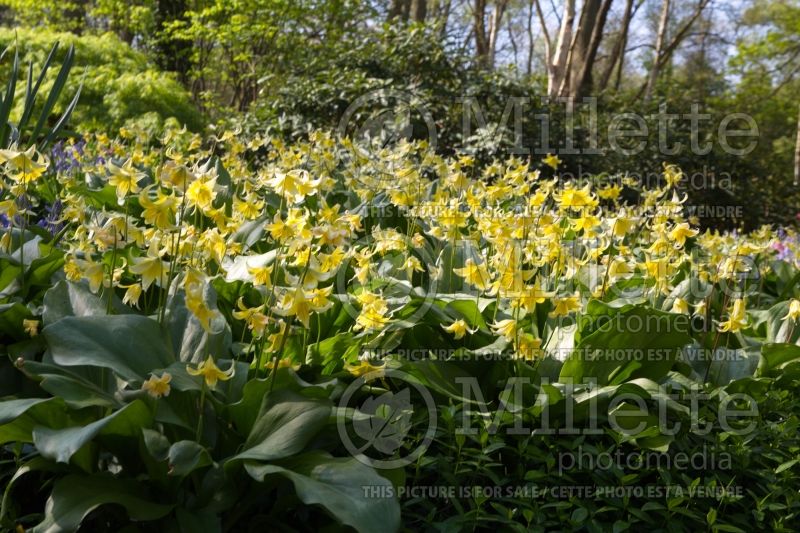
[[452, 259, 492, 291], [129, 247, 169, 290], [139, 187, 178, 229], [232, 298, 269, 336], [121, 283, 143, 308], [354, 306, 390, 331], [783, 299, 800, 322], [402, 256, 425, 278], [107, 158, 144, 203], [0, 145, 49, 184], [265, 358, 301, 371], [671, 298, 689, 314], [515, 334, 543, 361], [264, 213, 295, 242], [247, 263, 274, 286], [597, 184, 622, 201], [555, 184, 597, 210], [611, 214, 635, 237], [549, 294, 581, 317], [142, 372, 172, 398], [22, 319, 39, 337], [491, 318, 518, 340], [542, 153, 561, 170], [663, 164, 684, 187], [274, 287, 315, 328], [74, 256, 106, 293], [345, 359, 385, 378], [719, 299, 748, 333], [442, 319, 474, 340], [668, 223, 698, 247], [185, 175, 217, 211], [694, 300, 707, 317], [187, 355, 235, 389]]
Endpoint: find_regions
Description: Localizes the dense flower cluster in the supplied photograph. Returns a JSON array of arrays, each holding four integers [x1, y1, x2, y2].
[[0, 129, 796, 375]]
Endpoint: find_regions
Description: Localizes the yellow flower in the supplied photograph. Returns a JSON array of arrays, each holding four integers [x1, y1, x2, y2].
[[187, 355, 235, 389], [491, 318, 517, 340], [671, 298, 689, 314], [0, 145, 49, 184], [783, 299, 800, 322], [611, 214, 635, 237], [121, 283, 143, 308], [668, 223, 698, 247], [550, 294, 581, 317], [515, 334, 543, 361], [452, 259, 492, 291], [345, 359, 385, 378], [556, 184, 597, 210], [185, 176, 217, 211], [442, 319, 474, 340], [130, 249, 169, 291], [74, 256, 106, 293], [265, 358, 301, 371], [719, 299, 748, 333], [139, 187, 178, 229], [142, 372, 172, 398], [597, 184, 622, 201], [355, 306, 390, 331], [107, 159, 144, 203], [542, 153, 561, 170], [22, 319, 39, 337], [663, 164, 683, 187]]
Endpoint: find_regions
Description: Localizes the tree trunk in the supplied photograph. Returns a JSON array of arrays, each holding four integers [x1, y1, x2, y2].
[[389, 0, 411, 21], [599, 0, 635, 91], [795, 104, 800, 186], [549, 0, 576, 97], [487, 0, 509, 67], [411, 0, 427, 22], [526, 0, 535, 76], [570, 0, 613, 98], [474, 0, 490, 67], [644, 0, 670, 102]]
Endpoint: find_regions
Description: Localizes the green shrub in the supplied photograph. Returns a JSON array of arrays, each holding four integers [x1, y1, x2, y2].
[[0, 28, 203, 135]]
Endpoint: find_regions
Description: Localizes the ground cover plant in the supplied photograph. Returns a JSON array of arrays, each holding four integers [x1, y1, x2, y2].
[[0, 120, 799, 530], [0, 1, 800, 531]]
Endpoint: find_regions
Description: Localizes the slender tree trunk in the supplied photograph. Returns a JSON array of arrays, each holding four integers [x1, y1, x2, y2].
[[487, 0, 509, 67], [795, 104, 800, 186], [645, 0, 671, 102], [437, 0, 453, 37], [549, 0, 576, 97], [599, 0, 634, 91], [526, 0, 535, 76], [474, 0, 490, 67], [411, 0, 427, 22], [571, 0, 613, 98], [389, 0, 411, 21]]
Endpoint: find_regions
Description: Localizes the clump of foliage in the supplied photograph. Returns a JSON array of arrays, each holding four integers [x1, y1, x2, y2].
[[0, 28, 203, 135], [1, 120, 800, 530]]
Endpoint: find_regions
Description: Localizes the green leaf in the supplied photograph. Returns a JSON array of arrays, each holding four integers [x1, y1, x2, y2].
[[231, 390, 331, 462], [43, 315, 174, 381], [33, 400, 151, 463], [164, 285, 231, 364], [761, 343, 800, 373], [42, 280, 115, 326], [31, 474, 172, 533], [245, 451, 400, 533], [560, 303, 693, 385], [0, 397, 53, 425], [143, 430, 212, 477]]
